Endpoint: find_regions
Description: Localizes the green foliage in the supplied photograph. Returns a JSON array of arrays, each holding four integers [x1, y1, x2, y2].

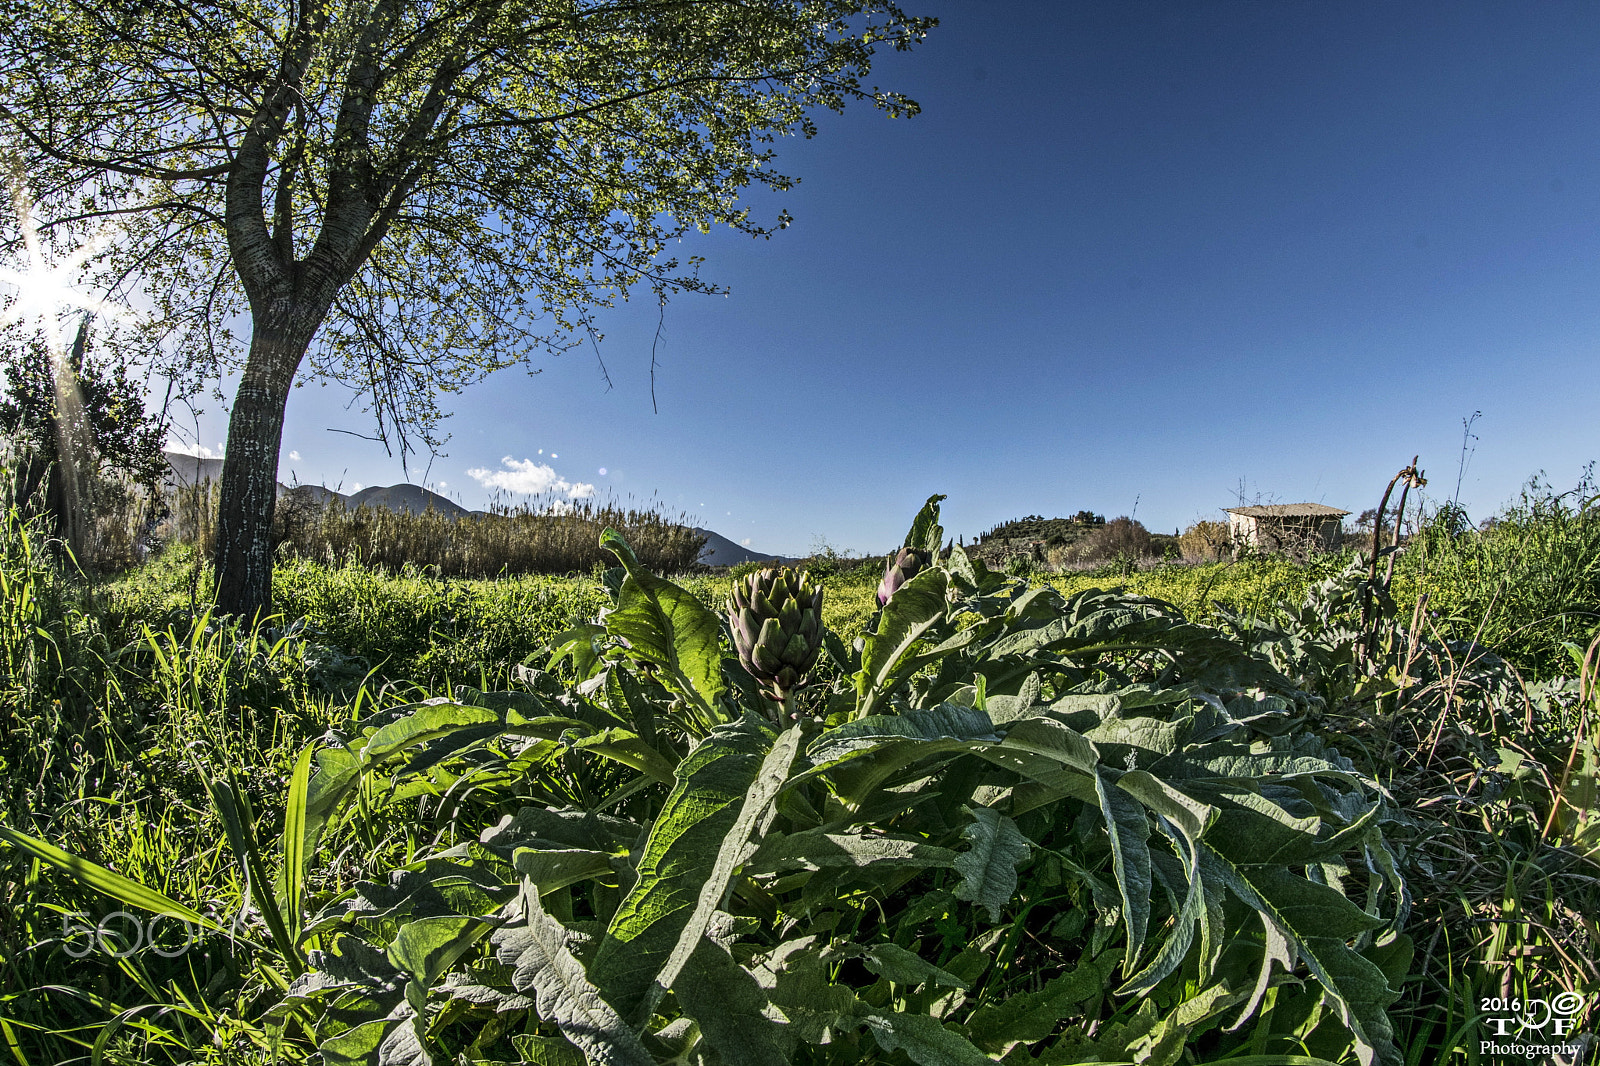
[[5, 478, 1600, 1065], [1403, 476, 1600, 678], [209, 500, 1418, 1066]]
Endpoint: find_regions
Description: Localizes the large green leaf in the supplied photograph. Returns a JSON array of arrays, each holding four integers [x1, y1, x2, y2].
[[952, 807, 1031, 922], [745, 829, 956, 875], [640, 722, 805, 1021], [866, 1012, 995, 1066], [861, 943, 969, 989], [1201, 849, 1399, 1066], [388, 915, 491, 988], [673, 939, 793, 1066], [752, 938, 869, 1043], [857, 567, 950, 715], [1094, 770, 1152, 977], [588, 716, 774, 1019], [808, 704, 997, 767], [903, 493, 948, 553], [964, 949, 1119, 1050], [318, 1014, 430, 1066], [1112, 771, 1215, 995], [492, 885, 655, 1066], [600, 528, 726, 724], [798, 703, 998, 807], [359, 701, 504, 763]]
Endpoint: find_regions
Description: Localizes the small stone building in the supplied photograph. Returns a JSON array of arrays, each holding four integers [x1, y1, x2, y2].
[[1224, 503, 1349, 554]]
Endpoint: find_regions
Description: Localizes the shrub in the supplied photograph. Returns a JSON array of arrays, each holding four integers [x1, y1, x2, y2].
[[1073, 514, 1151, 563], [1179, 519, 1230, 561]]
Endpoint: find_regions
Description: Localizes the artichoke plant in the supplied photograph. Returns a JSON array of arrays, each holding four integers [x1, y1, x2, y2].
[[876, 546, 930, 605], [727, 567, 824, 705]]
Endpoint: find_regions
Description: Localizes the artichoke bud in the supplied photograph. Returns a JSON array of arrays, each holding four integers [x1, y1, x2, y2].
[[877, 547, 932, 606], [727, 566, 825, 702]]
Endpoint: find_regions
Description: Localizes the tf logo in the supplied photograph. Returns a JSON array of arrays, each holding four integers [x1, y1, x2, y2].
[[1481, 993, 1586, 1038]]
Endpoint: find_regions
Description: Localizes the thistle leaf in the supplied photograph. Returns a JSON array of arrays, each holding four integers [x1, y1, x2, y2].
[[952, 807, 1031, 923]]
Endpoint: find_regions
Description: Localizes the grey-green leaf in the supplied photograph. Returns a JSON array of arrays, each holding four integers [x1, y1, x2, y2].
[[857, 567, 949, 714], [952, 807, 1031, 923], [492, 886, 654, 1066], [866, 1012, 995, 1066]]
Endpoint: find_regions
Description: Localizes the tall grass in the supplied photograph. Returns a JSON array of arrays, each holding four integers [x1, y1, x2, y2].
[[1404, 475, 1600, 679], [166, 480, 707, 578]]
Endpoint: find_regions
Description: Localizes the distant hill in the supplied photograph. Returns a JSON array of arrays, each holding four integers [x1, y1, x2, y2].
[[692, 527, 801, 568], [347, 483, 470, 517], [162, 450, 225, 490]]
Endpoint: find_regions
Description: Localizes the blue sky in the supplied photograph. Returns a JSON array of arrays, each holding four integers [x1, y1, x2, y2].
[[175, 1, 1600, 556]]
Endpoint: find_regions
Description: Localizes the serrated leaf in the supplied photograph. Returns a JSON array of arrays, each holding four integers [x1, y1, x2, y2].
[[952, 807, 1031, 923], [866, 1012, 994, 1066], [510, 1034, 586, 1066], [492, 886, 654, 1066], [1201, 849, 1398, 1066], [588, 717, 774, 1019]]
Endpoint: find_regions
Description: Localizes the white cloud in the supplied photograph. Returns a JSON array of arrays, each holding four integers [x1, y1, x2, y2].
[[288, 450, 301, 461], [167, 440, 222, 459], [352, 482, 363, 491], [437, 480, 447, 488], [741, 538, 751, 546], [466, 456, 596, 499]]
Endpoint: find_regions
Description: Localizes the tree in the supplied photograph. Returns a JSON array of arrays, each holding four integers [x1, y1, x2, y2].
[[2, 316, 168, 565], [0, 0, 934, 613]]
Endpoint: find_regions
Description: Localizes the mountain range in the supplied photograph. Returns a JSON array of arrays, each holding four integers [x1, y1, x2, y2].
[[162, 450, 792, 567]]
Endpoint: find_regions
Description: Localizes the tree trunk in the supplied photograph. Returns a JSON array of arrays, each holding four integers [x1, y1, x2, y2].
[[212, 319, 315, 616]]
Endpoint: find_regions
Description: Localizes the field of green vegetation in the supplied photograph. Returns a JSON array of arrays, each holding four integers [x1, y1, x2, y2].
[[1, 478, 1597, 1066]]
